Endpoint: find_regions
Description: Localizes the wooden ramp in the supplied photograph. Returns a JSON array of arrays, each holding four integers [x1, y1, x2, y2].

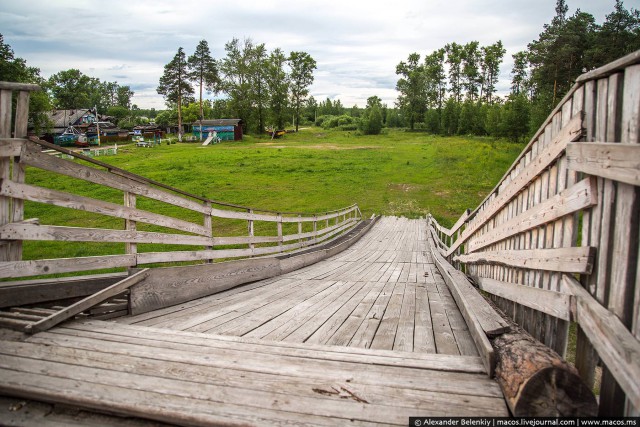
[[121, 217, 479, 356], [0, 217, 509, 424]]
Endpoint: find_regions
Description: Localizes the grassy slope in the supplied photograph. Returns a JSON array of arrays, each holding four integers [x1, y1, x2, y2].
[[22, 128, 525, 260]]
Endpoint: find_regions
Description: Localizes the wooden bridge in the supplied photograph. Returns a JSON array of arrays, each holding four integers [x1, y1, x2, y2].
[[0, 51, 639, 424]]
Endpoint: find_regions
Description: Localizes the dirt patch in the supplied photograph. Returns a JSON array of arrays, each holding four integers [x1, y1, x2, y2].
[[388, 183, 416, 192], [263, 144, 379, 150]]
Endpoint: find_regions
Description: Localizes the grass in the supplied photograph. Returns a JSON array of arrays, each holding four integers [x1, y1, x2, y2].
[[21, 127, 525, 262]]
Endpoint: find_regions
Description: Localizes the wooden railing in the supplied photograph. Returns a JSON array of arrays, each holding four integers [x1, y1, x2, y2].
[[428, 50, 640, 416], [0, 82, 361, 281]]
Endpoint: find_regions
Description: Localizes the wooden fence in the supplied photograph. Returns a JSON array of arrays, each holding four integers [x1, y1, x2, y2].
[[429, 50, 640, 416], [0, 81, 361, 281]]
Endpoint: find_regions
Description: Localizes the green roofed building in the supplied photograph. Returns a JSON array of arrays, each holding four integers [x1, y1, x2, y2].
[[192, 119, 243, 141]]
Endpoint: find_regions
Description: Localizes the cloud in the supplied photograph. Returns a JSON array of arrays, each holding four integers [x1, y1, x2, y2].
[[0, 0, 617, 109]]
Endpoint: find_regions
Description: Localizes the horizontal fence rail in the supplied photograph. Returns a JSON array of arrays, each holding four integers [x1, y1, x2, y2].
[[428, 51, 640, 416], [0, 81, 362, 282]]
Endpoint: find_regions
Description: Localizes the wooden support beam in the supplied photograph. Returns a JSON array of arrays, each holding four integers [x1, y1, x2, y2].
[[456, 246, 596, 274], [567, 142, 640, 186], [472, 276, 574, 321], [563, 274, 640, 410], [25, 269, 149, 334]]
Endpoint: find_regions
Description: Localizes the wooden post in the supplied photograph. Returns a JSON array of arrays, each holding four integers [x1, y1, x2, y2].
[[277, 213, 283, 251], [0, 89, 12, 262], [297, 214, 302, 245], [124, 192, 137, 268], [248, 209, 254, 254], [204, 201, 212, 263], [8, 91, 29, 262], [313, 215, 317, 244]]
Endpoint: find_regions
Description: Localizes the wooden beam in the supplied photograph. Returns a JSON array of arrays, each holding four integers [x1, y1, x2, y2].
[[427, 228, 508, 376], [25, 269, 149, 333], [0, 223, 213, 246], [0, 180, 210, 236], [473, 276, 574, 321], [0, 139, 25, 157], [563, 274, 640, 410], [448, 114, 583, 257], [466, 177, 598, 253], [0, 254, 136, 279], [455, 246, 596, 274], [567, 142, 640, 186], [0, 273, 127, 308]]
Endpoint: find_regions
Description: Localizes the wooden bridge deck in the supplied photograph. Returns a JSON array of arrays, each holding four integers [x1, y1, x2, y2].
[[0, 217, 508, 425], [120, 217, 478, 356]]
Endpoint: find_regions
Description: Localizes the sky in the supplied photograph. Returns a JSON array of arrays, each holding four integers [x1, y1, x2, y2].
[[0, 0, 614, 110]]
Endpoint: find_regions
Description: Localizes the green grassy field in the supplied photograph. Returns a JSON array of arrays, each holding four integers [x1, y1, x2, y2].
[[22, 128, 525, 261]]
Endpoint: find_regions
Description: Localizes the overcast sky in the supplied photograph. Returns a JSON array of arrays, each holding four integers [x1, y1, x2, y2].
[[1, 0, 613, 110]]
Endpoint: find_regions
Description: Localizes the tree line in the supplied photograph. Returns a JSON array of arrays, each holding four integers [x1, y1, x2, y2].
[[156, 38, 316, 140], [393, 0, 640, 141]]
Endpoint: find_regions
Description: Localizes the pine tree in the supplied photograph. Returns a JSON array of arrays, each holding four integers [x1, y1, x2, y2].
[[157, 47, 194, 141], [188, 40, 219, 132]]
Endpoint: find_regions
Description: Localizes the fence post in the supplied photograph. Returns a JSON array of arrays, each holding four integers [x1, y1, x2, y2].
[[248, 209, 254, 256], [277, 213, 283, 251], [0, 88, 12, 261], [298, 214, 302, 245], [204, 201, 213, 263], [124, 192, 137, 268]]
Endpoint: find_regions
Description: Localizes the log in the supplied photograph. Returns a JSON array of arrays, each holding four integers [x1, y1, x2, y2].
[[489, 300, 598, 416]]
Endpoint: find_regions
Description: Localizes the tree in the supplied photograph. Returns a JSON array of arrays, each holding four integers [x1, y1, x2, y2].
[[48, 69, 93, 109], [395, 53, 425, 129], [461, 41, 481, 101], [589, 0, 640, 66], [511, 51, 530, 96], [360, 103, 383, 135], [188, 40, 220, 129], [157, 47, 194, 141], [0, 34, 52, 133], [480, 41, 506, 103], [288, 51, 316, 132], [221, 38, 254, 133], [249, 43, 269, 133], [445, 43, 464, 102], [116, 85, 134, 109], [266, 48, 290, 129], [528, 1, 597, 105]]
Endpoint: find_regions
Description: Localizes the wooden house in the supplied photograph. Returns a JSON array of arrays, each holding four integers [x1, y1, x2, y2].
[[192, 119, 243, 141]]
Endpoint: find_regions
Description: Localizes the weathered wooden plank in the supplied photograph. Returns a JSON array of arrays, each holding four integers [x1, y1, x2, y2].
[[563, 274, 640, 410], [0, 139, 25, 157], [567, 142, 640, 186], [473, 276, 574, 321], [0, 254, 136, 279], [129, 258, 281, 315], [0, 90, 11, 262], [0, 82, 40, 91], [0, 272, 127, 308], [455, 246, 595, 274], [25, 269, 149, 333], [428, 231, 505, 375], [210, 205, 358, 223], [467, 177, 597, 253], [0, 223, 213, 246], [0, 180, 210, 236]]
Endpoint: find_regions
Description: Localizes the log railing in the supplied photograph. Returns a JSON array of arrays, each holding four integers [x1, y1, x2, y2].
[[0, 81, 361, 281], [428, 50, 640, 416]]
